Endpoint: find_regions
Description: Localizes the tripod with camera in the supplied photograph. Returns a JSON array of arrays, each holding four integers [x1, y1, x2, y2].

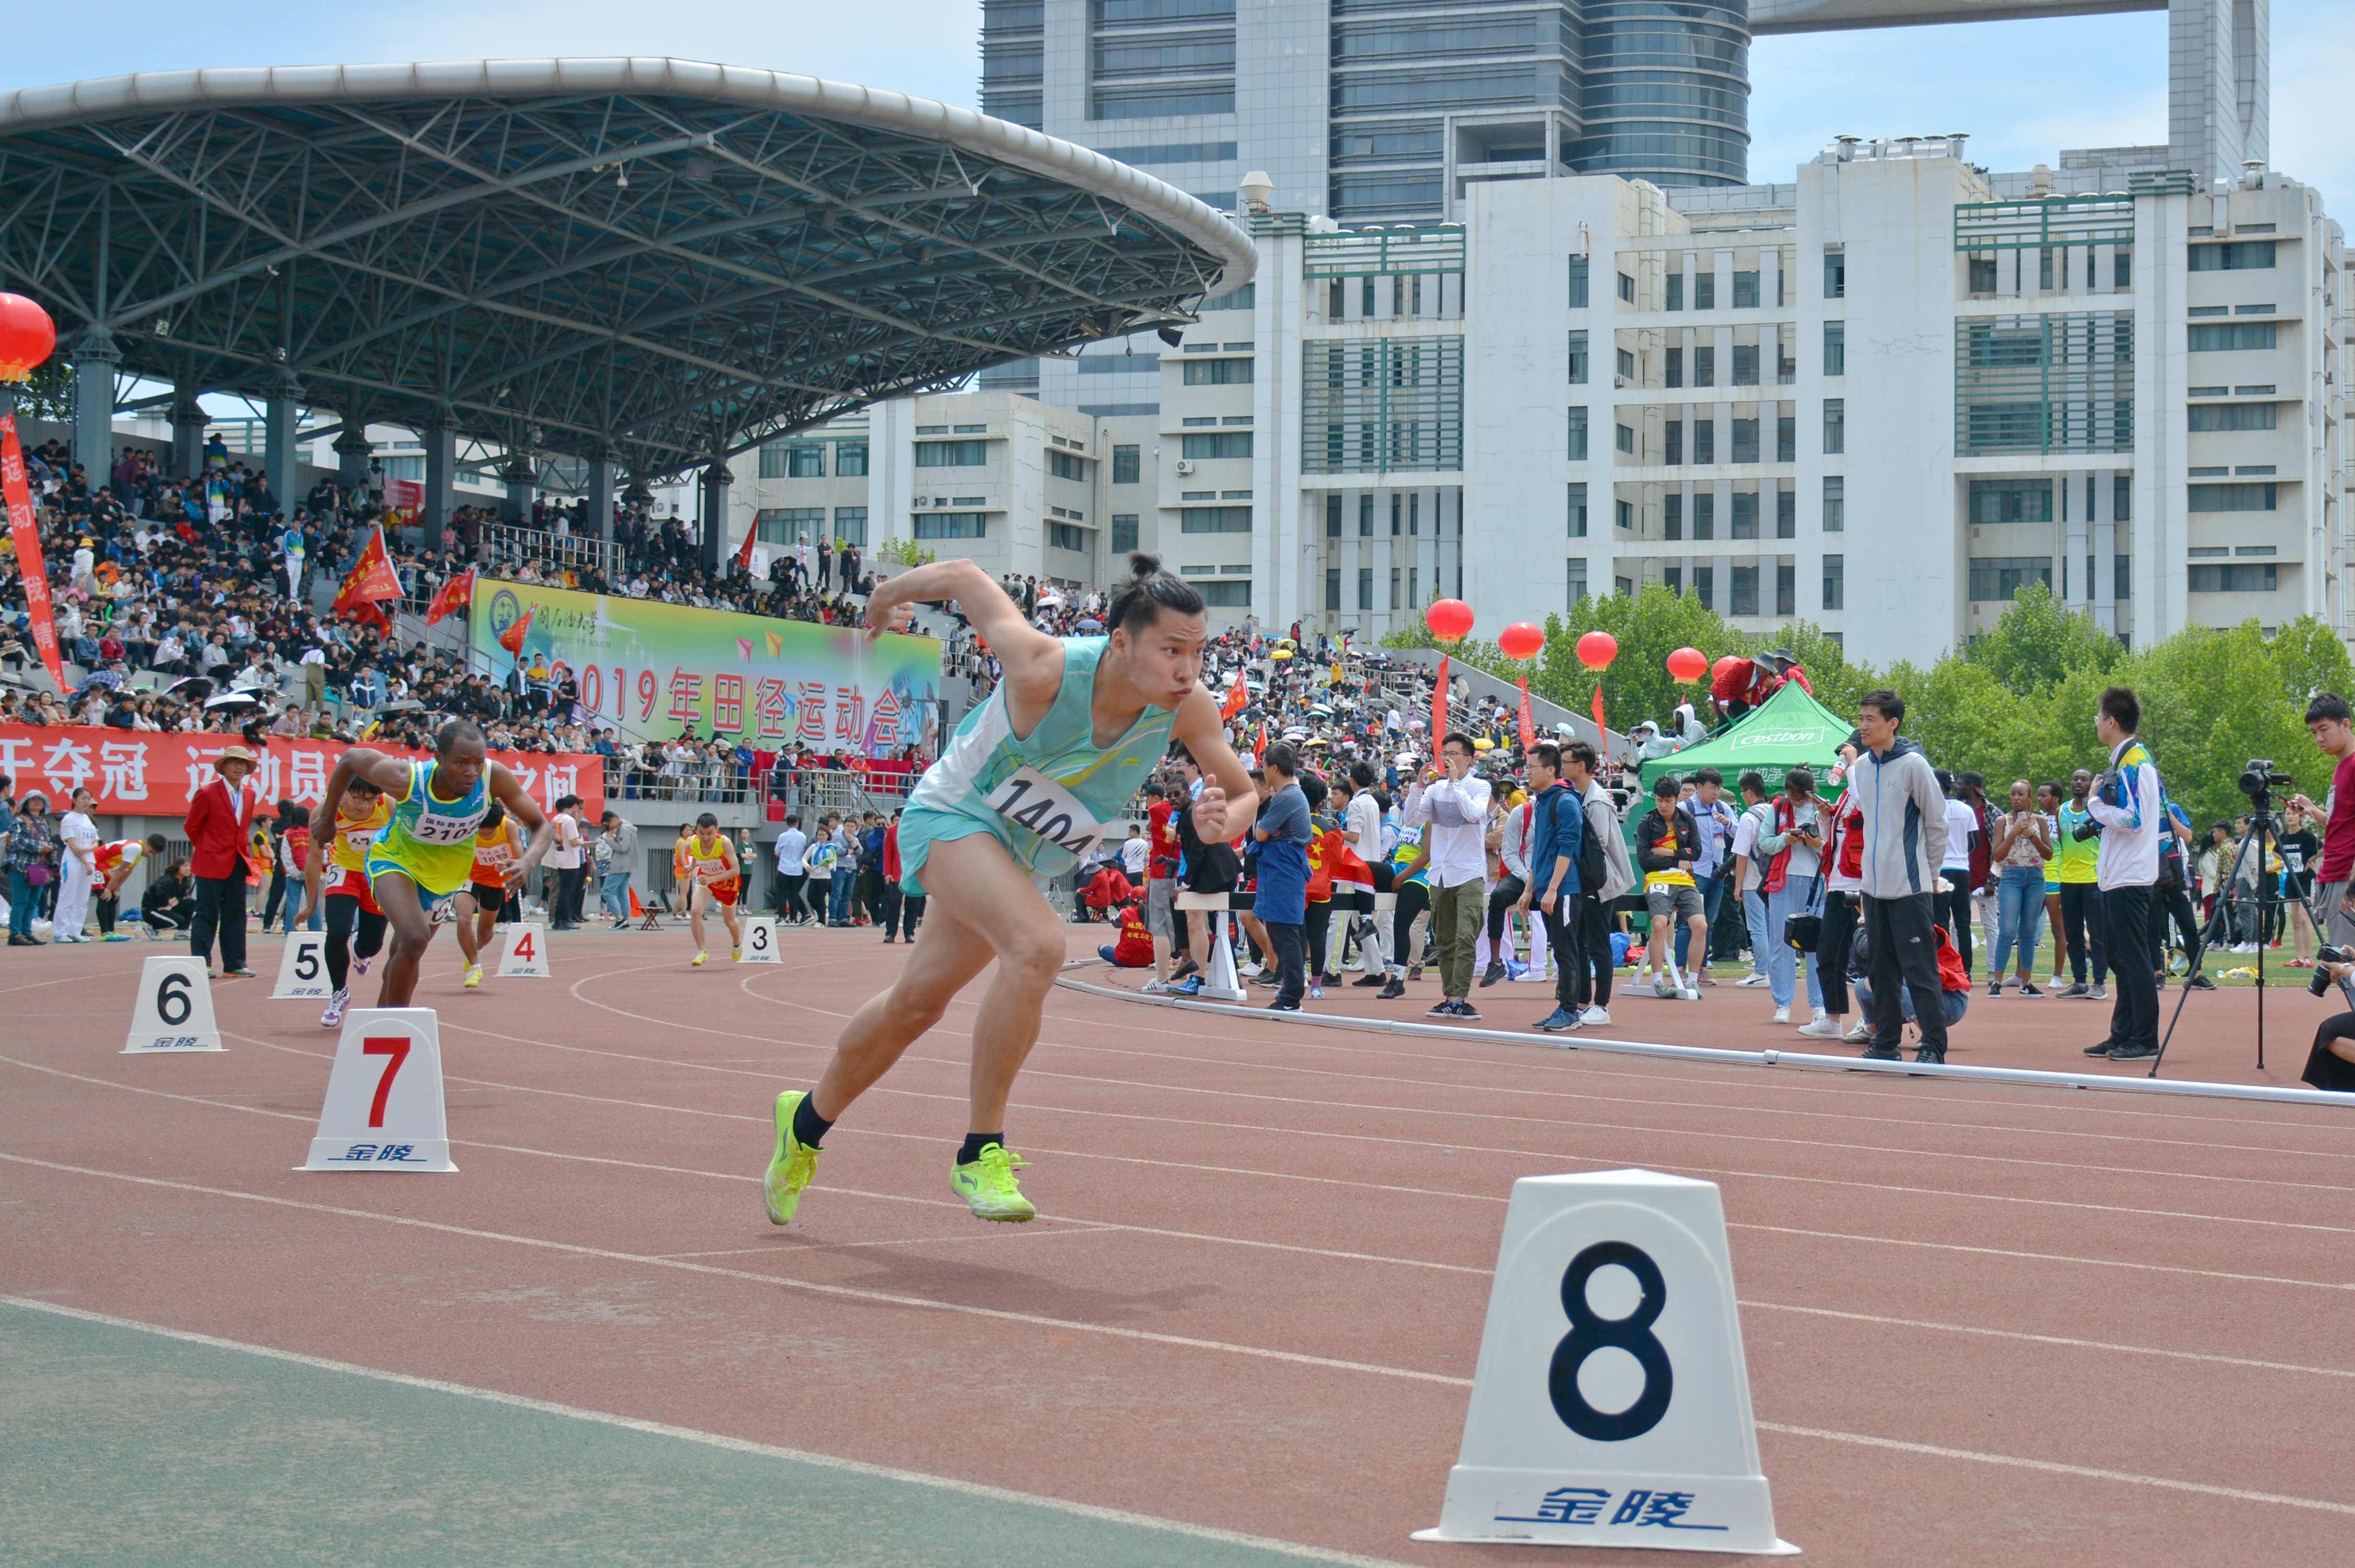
[[2151, 758, 2347, 1075]]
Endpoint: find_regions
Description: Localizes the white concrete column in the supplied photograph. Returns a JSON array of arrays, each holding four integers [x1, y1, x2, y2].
[[2093, 468, 2118, 634], [2064, 471, 2090, 611]]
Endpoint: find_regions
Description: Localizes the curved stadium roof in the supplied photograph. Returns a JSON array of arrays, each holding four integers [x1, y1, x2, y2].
[[0, 59, 1257, 479]]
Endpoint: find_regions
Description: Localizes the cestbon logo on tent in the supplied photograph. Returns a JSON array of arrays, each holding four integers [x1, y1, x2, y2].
[[1728, 729, 1819, 750]]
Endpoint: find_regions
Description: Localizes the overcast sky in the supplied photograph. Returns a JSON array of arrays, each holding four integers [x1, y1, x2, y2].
[[7, 1, 2350, 211]]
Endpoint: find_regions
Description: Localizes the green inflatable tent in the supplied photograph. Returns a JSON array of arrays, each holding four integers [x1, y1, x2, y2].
[[1636, 679, 1856, 803]]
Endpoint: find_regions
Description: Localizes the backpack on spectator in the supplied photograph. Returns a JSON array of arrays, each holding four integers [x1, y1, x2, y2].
[[1567, 787, 1608, 893]]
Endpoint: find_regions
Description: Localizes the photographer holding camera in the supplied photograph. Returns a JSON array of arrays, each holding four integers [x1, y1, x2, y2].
[[2302, 949, 2355, 1091], [2081, 687, 2164, 1061], [2290, 691, 2355, 952]]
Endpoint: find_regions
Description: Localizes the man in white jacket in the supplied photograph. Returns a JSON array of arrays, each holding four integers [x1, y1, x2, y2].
[[1849, 689, 1953, 1064], [1403, 734, 1492, 1020]]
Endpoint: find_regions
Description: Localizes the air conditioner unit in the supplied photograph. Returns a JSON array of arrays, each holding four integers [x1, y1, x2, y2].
[[1175, 460, 1195, 475], [914, 495, 931, 506]]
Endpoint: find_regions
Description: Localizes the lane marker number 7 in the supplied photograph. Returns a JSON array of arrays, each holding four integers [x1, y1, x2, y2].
[[362, 1037, 412, 1128]]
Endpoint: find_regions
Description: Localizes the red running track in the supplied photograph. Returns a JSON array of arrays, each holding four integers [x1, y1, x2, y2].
[[2, 925, 2353, 1566]]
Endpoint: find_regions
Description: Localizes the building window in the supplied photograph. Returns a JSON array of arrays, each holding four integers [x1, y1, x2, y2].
[[2189, 323, 2278, 351], [1776, 489, 1795, 539], [1617, 575, 1634, 598], [1324, 495, 1342, 537], [1731, 419, 1759, 464], [836, 444, 869, 477], [1693, 346, 1715, 387], [1823, 398, 1845, 454], [1615, 498, 1634, 531], [1822, 475, 1844, 532], [1776, 562, 1795, 616], [1389, 566, 1402, 609], [1112, 444, 1141, 483], [1617, 347, 1637, 382], [1197, 579, 1250, 607], [1664, 566, 1682, 596], [1180, 432, 1253, 460], [2188, 402, 2277, 431], [1665, 493, 1682, 539], [1049, 521, 1087, 552], [1665, 348, 1683, 388], [1358, 567, 1373, 610], [1567, 255, 1589, 309], [1049, 450, 1089, 481], [1326, 568, 1341, 611], [1617, 271, 1635, 304], [1967, 555, 2053, 601], [1666, 272, 1684, 312], [1111, 513, 1139, 552], [2115, 249, 2133, 287], [1777, 415, 1795, 462], [2187, 241, 2276, 271], [1734, 270, 1759, 309], [1615, 422, 1636, 455], [1731, 490, 1759, 539], [1359, 494, 1373, 536], [1693, 272, 1716, 311], [913, 512, 987, 539], [1693, 419, 1715, 465], [1567, 558, 1587, 606], [832, 506, 868, 546], [1732, 564, 1758, 615], [1824, 253, 1845, 299], [1179, 506, 1253, 533], [1693, 566, 1713, 610], [1566, 330, 1589, 385], [2116, 553, 2132, 602], [2188, 482, 2277, 511], [2189, 562, 2276, 592], [1731, 345, 1758, 387], [1968, 477, 2053, 523], [1969, 255, 1997, 293], [1567, 406, 1589, 461], [1822, 553, 1844, 610], [1692, 493, 1714, 539], [1567, 482, 1588, 537], [1665, 421, 1683, 466], [1182, 357, 1253, 385], [1823, 322, 1845, 376], [2113, 473, 2131, 522], [914, 439, 987, 467], [755, 506, 826, 544]]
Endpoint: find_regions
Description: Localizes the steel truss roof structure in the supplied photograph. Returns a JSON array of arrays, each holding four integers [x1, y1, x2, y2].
[[0, 59, 1255, 480]]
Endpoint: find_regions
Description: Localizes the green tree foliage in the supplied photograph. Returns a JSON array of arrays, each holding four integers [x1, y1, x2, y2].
[[1382, 584, 2354, 825]]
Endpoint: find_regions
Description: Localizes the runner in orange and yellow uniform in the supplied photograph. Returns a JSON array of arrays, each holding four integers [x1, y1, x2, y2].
[[454, 802, 529, 990], [297, 776, 391, 1028], [681, 811, 743, 967]]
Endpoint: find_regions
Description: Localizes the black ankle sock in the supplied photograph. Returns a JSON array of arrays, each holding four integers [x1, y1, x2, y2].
[[792, 1094, 835, 1149], [956, 1132, 1003, 1166]]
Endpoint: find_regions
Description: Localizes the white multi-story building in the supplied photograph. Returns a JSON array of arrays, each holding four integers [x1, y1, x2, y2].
[[722, 139, 2351, 667]]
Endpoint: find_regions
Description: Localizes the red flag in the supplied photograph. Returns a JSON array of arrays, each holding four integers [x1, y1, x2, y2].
[[1591, 683, 1608, 750], [497, 603, 536, 658], [1220, 675, 1248, 720], [0, 411, 66, 694], [1431, 655, 1449, 746], [425, 567, 475, 626], [1518, 677, 1537, 751], [333, 525, 403, 619], [733, 522, 759, 574]]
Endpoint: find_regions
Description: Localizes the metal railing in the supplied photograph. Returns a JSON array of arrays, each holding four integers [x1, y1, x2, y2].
[[483, 523, 622, 581], [602, 759, 917, 816]]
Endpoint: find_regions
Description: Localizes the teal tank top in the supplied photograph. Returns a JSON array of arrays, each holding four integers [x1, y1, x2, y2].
[[370, 758, 492, 895], [908, 637, 1178, 878]]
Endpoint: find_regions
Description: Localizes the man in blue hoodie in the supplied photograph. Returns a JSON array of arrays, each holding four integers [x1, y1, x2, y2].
[[1516, 741, 1583, 1032], [1849, 689, 1953, 1064]]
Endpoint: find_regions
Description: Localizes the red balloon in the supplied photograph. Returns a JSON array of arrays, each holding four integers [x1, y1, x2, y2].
[[1497, 621, 1545, 661], [1575, 630, 1619, 671], [0, 293, 56, 383], [1425, 598, 1474, 644], [1667, 645, 1708, 683]]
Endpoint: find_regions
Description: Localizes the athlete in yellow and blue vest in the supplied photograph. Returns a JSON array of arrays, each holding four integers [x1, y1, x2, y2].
[[763, 553, 1259, 1229], [312, 720, 553, 1009]]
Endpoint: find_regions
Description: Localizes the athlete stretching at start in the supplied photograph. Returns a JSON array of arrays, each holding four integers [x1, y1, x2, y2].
[[681, 812, 743, 966], [454, 801, 527, 989], [312, 721, 553, 1008], [764, 553, 1256, 1224]]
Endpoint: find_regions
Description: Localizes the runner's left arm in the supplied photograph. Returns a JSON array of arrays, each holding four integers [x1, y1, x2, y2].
[[1168, 683, 1260, 843], [487, 766, 554, 887]]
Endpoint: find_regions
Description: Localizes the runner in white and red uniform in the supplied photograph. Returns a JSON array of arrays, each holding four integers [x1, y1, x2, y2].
[[298, 776, 390, 1028]]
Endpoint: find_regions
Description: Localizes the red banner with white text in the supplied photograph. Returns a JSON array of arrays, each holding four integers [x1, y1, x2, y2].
[[1, 411, 67, 694], [0, 726, 602, 822]]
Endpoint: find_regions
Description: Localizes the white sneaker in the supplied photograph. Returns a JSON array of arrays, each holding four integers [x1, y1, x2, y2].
[[1141, 978, 1170, 994], [1240, 961, 1263, 977], [1579, 1005, 1611, 1026], [1843, 1019, 1872, 1043], [1809, 1007, 1830, 1026], [1735, 971, 1771, 987], [1772, 1006, 1791, 1023], [1795, 1016, 1845, 1039]]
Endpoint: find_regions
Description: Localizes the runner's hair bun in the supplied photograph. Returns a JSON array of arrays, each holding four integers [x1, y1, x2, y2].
[[1108, 552, 1204, 635]]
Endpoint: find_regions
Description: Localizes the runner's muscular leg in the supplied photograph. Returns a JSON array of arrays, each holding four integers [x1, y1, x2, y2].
[[454, 893, 482, 966], [689, 883, 709, 951], [811, 835, 1049, 1131], [371, 868, 435, 1008]]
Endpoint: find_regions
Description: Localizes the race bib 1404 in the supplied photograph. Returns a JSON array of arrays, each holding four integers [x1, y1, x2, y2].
[[986, 766, 1105, 858]]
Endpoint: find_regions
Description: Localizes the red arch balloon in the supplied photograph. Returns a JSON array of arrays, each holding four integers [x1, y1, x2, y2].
[[1425, 598, 1474, 643], [1575, 630, 1619, 671], [1497, 621, 1545, 661], [1667, 646, 1708, 683]]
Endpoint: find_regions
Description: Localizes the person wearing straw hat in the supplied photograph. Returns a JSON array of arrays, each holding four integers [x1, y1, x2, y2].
[[184, 745, 262, 977]]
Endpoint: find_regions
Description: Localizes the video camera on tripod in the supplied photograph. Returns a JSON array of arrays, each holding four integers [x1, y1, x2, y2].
[[2240, 757, 2295, 804]]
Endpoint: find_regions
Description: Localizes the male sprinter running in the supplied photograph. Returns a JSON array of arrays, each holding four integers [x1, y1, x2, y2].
[[299, 774, 391, 1027], [312, 722, 553, 1008], [764, 553, 1255, 1224], [682, 812, 744, 966], [454, 800, 527, 989]]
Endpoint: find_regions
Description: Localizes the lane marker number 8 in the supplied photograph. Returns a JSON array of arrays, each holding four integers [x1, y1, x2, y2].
[[1548, 1240, 1673, 1441]]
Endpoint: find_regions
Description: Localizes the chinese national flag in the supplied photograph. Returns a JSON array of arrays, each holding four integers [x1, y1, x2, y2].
[[333, 525, 404, 620], [733, 523, 759, 574], [1220, 676, 1248, 720], [425, 567, 475, 626], [497, 604, 536, 658]]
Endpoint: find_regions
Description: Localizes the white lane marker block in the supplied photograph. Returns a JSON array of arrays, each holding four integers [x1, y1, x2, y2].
[[1414, 1168, 1796, 1555], [496, 920, 551, 978], [299, 1006, 456, 1172], [123, 956, 226, 1054], [738, 915, 781, 964], [270, 931, 332, 1000]]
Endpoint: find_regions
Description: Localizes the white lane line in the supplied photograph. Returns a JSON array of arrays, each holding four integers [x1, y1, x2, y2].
[[0, 1295, 1419, 1568], [1755, 1422, 2355, 1517], [1740, 1300, 2355, 1380], [1726, 1221, 2355, 1294], [0, 1153, 1474, 1389]]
